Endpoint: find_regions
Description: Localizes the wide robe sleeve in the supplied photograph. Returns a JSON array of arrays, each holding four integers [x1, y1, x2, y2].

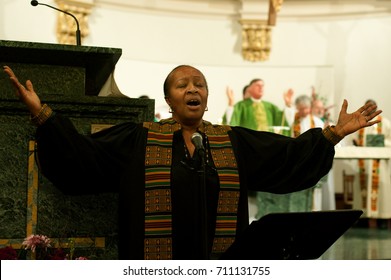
[[229, 126, 335, 194], [35, 113, 146, 195]]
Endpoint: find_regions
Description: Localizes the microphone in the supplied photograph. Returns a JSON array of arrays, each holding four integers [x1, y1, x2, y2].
[[31, 0, 81, 46], [191, 131, 208, 259], [191, 132, 205, 151]]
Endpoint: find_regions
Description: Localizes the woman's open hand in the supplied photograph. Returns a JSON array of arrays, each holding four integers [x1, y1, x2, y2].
[[3, 65, 42, 116], [334, 99, 382, 137]]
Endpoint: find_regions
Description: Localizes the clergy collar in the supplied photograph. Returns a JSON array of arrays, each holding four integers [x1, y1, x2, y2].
[[250, 97, 262, 103]]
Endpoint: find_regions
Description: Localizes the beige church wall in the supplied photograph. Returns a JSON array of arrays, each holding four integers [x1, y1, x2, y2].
[[85, 3, 337, 123], [87, 3, 391, 125]]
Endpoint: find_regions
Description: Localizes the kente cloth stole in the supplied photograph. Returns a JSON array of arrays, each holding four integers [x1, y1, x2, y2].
[[293, 113, 315, 138], [358, 116, 382, 211], [143, 119, 240, 260], [253, 101, 268, 131]]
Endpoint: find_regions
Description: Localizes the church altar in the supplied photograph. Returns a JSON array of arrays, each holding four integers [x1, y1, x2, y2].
[[334, 146, 391, 219]]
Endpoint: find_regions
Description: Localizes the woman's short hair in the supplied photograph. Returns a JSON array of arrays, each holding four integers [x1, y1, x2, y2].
[[163, 65, 208, 98]]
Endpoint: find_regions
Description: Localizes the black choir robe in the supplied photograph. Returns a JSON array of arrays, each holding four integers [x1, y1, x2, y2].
[[35, 113, 335, 259]]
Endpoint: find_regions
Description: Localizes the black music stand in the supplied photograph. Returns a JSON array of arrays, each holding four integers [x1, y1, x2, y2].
[[220, 209, 363, 260]]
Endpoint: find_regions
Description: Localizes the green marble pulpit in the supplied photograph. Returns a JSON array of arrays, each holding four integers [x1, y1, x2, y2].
[[0, 40, 154, 259], [0, 39, 123, 97]]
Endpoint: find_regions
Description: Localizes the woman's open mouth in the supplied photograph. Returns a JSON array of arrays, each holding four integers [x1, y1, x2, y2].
[[186, 99, 201, 108]]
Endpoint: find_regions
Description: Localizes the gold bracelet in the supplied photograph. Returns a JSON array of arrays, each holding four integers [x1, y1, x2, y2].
[[322, 125, 344, 145], [30, 104, 53, 126]]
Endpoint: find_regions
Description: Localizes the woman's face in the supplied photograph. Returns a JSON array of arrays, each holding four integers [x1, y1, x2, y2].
[[165, 66, 208, 125]]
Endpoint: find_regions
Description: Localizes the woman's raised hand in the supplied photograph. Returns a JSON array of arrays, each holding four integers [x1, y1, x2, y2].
[[3, 65, 42, 116], [334, 99, 382, 138]]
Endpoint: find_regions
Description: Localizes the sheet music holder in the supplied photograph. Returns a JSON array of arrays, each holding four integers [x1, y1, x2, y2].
[[220, 209, 363, 260]]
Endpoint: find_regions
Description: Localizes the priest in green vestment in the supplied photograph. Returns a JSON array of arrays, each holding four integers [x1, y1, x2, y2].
[[229, 79, 293, 137]]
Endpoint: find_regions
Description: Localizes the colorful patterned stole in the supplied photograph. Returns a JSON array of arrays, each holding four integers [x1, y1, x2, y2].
[[358, 116, 382, 212], [293, 113, 315, 138], [142, 119, 240, 260]]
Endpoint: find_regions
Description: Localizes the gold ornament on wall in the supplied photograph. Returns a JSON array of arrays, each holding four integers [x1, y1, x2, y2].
[[55, 0, 93, 45], [239, 0, 284, 62], [240, 20, 272, 62]]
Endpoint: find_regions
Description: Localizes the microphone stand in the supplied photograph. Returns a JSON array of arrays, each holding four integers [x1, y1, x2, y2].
[[197, 147, 209, 260], [31, 1, 81, 46]]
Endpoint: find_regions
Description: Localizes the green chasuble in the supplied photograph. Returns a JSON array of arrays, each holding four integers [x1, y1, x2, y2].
[[229, 98, 291, 137]]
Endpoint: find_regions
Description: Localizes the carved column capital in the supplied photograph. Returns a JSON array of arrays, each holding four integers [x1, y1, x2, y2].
[[54, 0, 94, 45], [239, 20, 272, 62]]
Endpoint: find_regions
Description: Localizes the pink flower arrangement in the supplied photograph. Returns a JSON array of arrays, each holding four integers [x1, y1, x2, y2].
[[22, 234, 52, 253]]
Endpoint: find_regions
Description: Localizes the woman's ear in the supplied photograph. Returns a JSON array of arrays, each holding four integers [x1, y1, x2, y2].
[[165, 97, 171, 108], [165, 97, 174, 113]]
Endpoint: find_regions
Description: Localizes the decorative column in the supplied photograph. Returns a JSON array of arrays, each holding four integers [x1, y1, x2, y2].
[[239, 0, 284, 62], [54, 0, 94, 45], [240, 20, 272, 62]]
